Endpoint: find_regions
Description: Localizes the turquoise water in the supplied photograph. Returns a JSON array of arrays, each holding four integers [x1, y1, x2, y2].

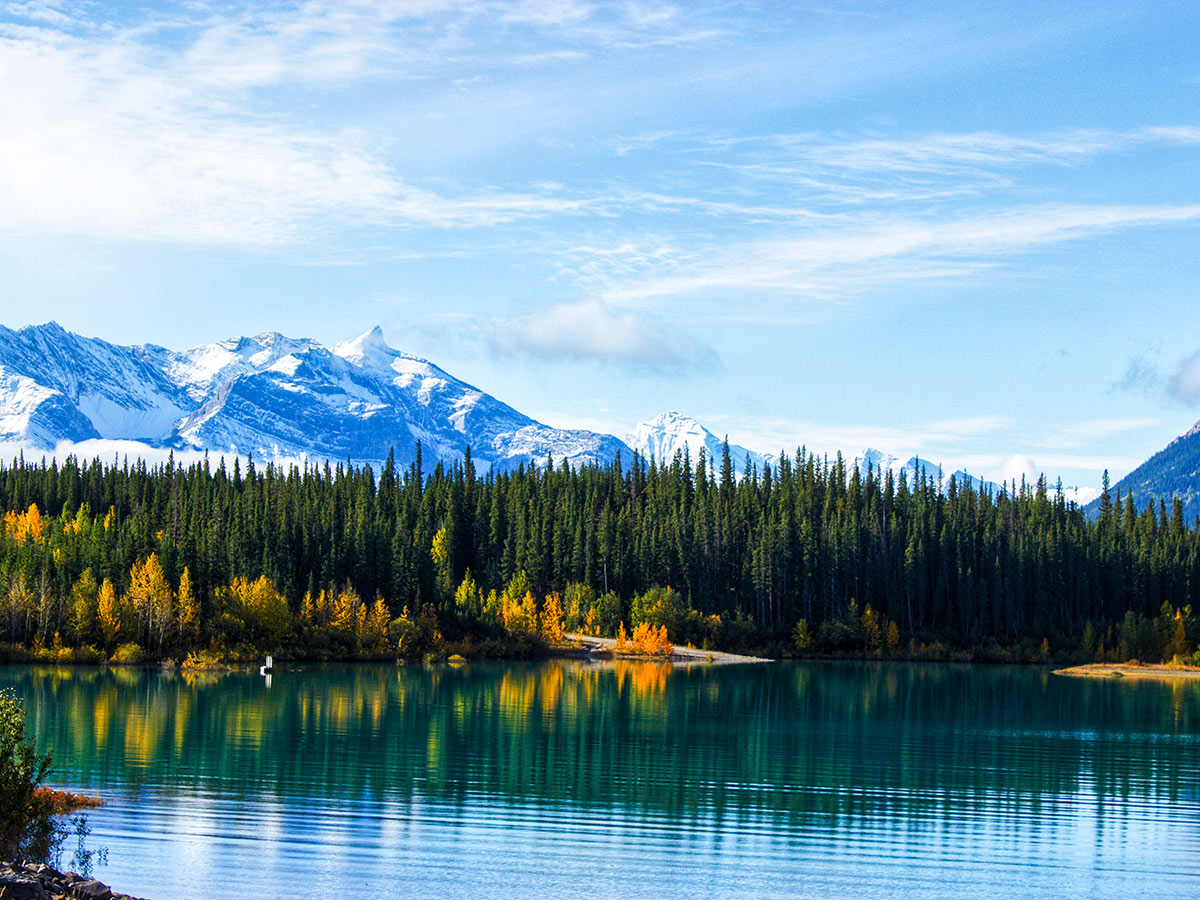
[[3, 661, 1199, 899]]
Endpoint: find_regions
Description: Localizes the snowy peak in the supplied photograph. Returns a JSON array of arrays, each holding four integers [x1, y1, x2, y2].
[[628, 410, 772, 473], [629, 411, 707, 460], [0, 322, 630, 472], [858, 448, 901, 474], [333, 325, 398, 370]]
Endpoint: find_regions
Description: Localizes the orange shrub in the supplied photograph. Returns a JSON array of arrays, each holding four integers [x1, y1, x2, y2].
[[614, 622, 672, 657]]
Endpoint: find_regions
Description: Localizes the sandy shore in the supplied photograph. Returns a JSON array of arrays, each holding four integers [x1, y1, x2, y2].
[[1053, 662, 1200, 680], [562, 632, 770, 664]]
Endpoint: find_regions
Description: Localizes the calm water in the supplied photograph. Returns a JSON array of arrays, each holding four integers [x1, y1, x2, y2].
[[2, 661, 1199, 899]]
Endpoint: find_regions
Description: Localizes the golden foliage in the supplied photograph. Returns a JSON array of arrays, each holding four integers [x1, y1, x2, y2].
[[129, 553, 173, 647], [501, 591, 539, 639], [218, 576, 292, 643], [614, 622, 674, 656], [177, 568, 199, 643], [97, 578, 122, 648], [3, 504, 45, 543], [539, 593, 565, 645]]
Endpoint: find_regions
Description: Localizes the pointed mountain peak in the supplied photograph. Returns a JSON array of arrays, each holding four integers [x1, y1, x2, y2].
[[20, 321, 70, 340], [640, 410, 704, 431], [334, 325, 396, 368]]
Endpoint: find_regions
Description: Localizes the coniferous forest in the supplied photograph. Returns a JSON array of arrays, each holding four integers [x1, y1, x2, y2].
[[0, 444, 1196, 664]]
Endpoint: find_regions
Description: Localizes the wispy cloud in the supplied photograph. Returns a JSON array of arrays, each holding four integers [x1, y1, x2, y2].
[[1036, 417, 1161, 449], [439, 299, 721, 374], [1119, 347, 1200, 408], [579, 203, 1200, 317], [0, 1, 708, 247], [690, 126, 1200, 203], [1114, 348, 1165, 396]]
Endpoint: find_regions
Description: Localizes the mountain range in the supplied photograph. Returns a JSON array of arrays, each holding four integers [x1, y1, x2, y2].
[[0, 322, 1188, 515], [0, 322, 631, 471]]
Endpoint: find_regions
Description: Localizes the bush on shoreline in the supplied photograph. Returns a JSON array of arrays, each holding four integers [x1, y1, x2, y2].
[[0, 690, 102, 867]]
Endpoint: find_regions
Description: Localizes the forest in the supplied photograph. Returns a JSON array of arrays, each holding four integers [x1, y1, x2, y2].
[[0, 444, 1195, 664]]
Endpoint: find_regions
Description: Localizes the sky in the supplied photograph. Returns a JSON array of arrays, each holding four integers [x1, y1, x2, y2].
[[2, 0, 1200, 496]]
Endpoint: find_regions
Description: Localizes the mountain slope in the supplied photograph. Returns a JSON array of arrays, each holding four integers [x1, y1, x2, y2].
[[0, 323, 630, 471], [1085, 421, 1200, 520]]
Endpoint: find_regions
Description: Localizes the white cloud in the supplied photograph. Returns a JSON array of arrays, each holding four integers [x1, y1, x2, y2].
[[450, 298, 720, 374], [1036, 417, 1160, 449], [1170, 350, 1200, 405], [0, 1, 696, 247], [717, 414, 1012, 462]]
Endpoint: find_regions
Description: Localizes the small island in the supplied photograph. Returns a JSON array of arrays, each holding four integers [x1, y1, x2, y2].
[[1054, 661, 1200, 680]]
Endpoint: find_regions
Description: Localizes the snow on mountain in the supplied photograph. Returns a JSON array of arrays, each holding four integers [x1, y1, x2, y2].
[[0, 323, 629, 472], [0, 322, 1110, 499], [854, 448, 1097, 504], [0, 321, 186, 443], [627, 411, 773, 473]]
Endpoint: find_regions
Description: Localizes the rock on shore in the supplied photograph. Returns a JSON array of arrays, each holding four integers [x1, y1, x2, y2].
[[0, 861, 144, 900]]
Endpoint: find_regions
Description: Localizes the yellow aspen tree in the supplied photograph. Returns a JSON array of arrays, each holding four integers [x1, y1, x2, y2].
[[128, 554, 172, 651], [613, 622, 630, 653], [454, 571, 480, 618], [4, 504, 46, 543], [885, 620, 901, 655], [97, 578, 121, 648], [177, 568, 199, 646], [332, 587, 363, 643], [300, 590, 318, 628], [430, 526, 452, 603], [539, 593, 564, 645], [69, 569, 100, 646], [244, 576, 291, 644], [502, 591, 539, 639], [366, 596, 391, 649]]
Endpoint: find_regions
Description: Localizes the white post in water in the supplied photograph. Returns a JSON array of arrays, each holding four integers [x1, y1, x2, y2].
[[260, 655, 274, 675]]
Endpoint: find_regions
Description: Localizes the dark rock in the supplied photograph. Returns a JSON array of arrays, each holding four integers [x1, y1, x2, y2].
[[0, 872, 50, 900], [68, 882, 109, 900], [0, 863, 139, 900]]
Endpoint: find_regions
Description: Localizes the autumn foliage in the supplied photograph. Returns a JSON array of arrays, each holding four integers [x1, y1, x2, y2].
[[613, 622, 673, 657]]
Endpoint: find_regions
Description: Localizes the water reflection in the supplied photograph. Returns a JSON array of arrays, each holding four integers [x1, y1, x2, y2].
[[1, 661, 1198, 899]]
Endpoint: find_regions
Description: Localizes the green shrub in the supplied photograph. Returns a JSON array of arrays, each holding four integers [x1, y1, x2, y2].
[[0, 690, 55, 862], [110, 643, 144, 665]]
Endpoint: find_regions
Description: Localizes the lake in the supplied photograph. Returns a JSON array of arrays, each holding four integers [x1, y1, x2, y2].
[[2, 660, 1198, 899]]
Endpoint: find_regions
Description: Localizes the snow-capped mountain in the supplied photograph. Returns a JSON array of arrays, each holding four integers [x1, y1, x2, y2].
[[627, 411, 773, 473], [855, 448, 1096, 504], [0, 323, 629, 471]]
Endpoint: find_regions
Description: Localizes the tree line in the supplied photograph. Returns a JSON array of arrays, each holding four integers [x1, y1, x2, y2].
[[0, 445, 1196, 661]]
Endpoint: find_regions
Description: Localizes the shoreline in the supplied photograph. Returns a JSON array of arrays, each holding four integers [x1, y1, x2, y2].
[[1053, 662, 1200, 680], [0, 860, 143, 900], [560, 633, 771, 665]]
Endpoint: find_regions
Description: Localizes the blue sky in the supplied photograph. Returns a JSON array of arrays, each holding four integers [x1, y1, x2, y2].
[[3, 0, 1200, 494]]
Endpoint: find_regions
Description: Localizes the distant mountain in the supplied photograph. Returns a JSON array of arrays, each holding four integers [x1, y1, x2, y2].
[[854, 449, 1000, 493], [855, 447, 1097, 505], [1085, 420, 1200, 520], [0, 322, 630, 471], [627, 411, 773, 473]]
